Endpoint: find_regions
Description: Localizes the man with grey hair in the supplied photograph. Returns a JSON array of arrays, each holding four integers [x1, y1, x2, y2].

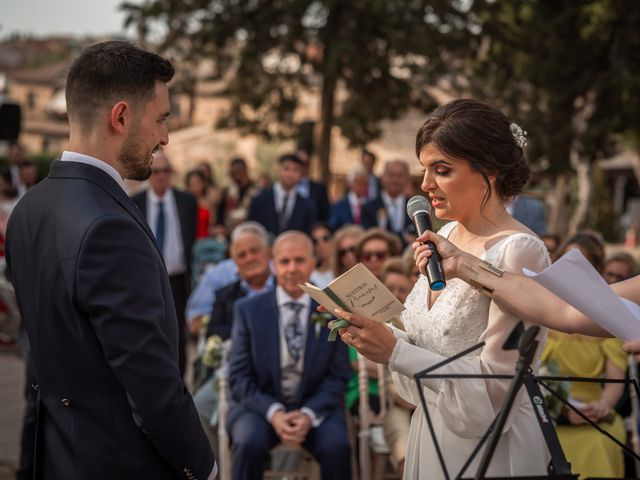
[[193, 221, 274, 448], [362, 159, 413, 245], [329, 165, 368, 230]]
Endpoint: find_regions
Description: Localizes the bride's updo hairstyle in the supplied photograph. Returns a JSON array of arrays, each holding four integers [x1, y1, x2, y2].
[[415, 99, 530, 209]]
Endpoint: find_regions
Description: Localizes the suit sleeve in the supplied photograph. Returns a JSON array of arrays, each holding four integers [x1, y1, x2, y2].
[[302, 337, 351, 419], [315, 184, 330, 222], [360, 202, 377, 229], [247, 195, 259, 223], [75, 215, 215, 479], [206, 287, 234, 341], [228, 300, 280, 417]]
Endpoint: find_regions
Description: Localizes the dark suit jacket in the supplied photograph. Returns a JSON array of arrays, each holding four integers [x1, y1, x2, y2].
[[361, 195, 413, 241], [329, 196, 356, 231], [247, 187, 316, 236], [132, 188, 198, 280], [206, 280, 248, 341], [307, 180, 330, 223], [5, 161, 214, 480], [512, 195, 547, 235], [227, 290, 350, 427]]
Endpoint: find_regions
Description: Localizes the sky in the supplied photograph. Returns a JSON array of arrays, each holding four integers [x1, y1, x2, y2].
[[0, 0, 139, 38]]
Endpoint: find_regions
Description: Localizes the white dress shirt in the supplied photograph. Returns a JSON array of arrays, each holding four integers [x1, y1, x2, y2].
[[381, 191, 406, 232], [347, 191, 364, 224], [266, 286, 323, 427], [146, 188, 187, 276], [273, 182, 296, 225], [59, 151, 128, 193]]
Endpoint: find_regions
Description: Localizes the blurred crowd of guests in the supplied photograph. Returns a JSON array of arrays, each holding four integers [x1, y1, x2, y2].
[[4, 143, 640, 479]]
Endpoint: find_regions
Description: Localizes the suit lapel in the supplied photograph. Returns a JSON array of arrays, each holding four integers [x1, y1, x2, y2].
[[264, 293, 283, 399], [296, 300, 319, 402]]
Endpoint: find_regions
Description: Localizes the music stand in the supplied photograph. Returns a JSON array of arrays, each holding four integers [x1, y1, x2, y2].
[[413, 321, 640, 480]]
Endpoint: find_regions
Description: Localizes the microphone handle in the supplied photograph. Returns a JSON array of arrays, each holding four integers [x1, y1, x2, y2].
[[412, 211, 446, 290], [424, 240, 446, 291]]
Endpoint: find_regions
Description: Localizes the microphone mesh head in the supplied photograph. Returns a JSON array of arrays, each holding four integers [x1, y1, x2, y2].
[[406, 195, 431, 218]]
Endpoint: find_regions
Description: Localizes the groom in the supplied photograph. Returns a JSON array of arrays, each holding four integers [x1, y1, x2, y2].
[[5, 41, 216, 479]]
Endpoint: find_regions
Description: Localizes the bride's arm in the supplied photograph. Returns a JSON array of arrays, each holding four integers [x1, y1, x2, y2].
[[415, 231, 640, 338]]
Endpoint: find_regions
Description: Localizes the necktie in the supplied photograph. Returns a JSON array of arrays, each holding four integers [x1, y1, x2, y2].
[[284, 301, 304, 362], [155, 200, 166, 252], [279, 193, 290, 231]]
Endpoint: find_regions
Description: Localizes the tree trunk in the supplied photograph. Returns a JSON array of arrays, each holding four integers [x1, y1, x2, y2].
[[568, 157, 594, 235], [317, 73, 337, 184], [316, 5, 344, 184], [547, 173, 570, 238]]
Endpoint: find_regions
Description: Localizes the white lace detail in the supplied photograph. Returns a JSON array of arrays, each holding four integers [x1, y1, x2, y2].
[[401, 221, 548, 369]]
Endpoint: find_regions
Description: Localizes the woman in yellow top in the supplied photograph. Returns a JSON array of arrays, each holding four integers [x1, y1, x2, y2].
[[540, 233, 627, 478], [542, 333, 626, 478]]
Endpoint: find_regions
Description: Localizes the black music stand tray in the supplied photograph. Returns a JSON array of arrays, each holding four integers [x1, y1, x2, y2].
[[413, 321, 640, 480]]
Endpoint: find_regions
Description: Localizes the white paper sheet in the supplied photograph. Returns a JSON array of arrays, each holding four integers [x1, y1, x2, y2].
[[522, 248, 640, 340]]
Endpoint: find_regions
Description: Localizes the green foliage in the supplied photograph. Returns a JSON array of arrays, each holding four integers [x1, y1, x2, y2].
[[462, 0, 640, 175], [120, 0, 458, 156]]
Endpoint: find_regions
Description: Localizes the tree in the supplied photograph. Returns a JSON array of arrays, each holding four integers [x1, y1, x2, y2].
[[457, 0, 640, 237], [121, 0, 463, 181]]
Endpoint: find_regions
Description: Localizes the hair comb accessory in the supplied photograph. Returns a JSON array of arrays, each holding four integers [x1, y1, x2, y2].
[[510, 123, 527, 149]]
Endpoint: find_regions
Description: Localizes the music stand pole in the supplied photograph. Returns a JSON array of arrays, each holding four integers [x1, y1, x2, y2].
[[474, 325, 540, 480]]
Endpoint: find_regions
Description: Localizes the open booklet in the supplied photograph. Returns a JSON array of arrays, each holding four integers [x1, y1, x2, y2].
[[522, 248, 640, 340], [298, 263, 405, 341]]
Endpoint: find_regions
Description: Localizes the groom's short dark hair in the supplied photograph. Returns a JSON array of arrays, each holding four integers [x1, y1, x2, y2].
[[65, 41, 174, 128]]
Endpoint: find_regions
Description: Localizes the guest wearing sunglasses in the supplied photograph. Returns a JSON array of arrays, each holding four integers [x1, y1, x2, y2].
[[310, 223, 335, 288], [331, 225, 365, 277], [356, 228, 402, 280]]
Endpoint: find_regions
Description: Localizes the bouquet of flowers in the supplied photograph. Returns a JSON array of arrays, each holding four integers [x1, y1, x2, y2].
[[202, 334, 225, 370]]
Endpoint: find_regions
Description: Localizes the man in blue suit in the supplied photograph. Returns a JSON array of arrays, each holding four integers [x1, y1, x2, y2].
[[248, 154, 316, 236], [227, 231, 351, 480], [509, 194, 547, 236], [329, 165, 368, 230]]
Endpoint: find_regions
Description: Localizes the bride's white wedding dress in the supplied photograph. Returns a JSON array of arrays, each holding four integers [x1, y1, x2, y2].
[[389, 222, 551, 479]]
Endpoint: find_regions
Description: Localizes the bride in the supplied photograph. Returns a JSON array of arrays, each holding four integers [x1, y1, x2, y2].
[[333, 99, 551, 478]]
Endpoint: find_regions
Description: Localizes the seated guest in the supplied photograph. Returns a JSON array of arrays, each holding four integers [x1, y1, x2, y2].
[[185, 168, 221, 239], [227, 231, 351, 480], [540, 233, 561, 262], [603, 251, 637, 285], [329, 166, 368, 230], [543, 233, 627, 479], [192, 222, 274, 450], [216, 157, 261, 236], [361, 159, 413, 245], [248, 153, 316, 236], [331, 225, 364, 278], [310, 223, 335, 288], [356, 227, 402, 280], [187, 258, 238, 337], [380, 258, 415, 479]]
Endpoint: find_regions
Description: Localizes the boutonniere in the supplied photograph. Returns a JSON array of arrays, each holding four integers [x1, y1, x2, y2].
[[311, 312, 333, 338]]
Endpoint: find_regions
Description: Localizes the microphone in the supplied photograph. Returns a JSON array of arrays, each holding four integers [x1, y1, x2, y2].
[[406, 195, 446, 291]]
